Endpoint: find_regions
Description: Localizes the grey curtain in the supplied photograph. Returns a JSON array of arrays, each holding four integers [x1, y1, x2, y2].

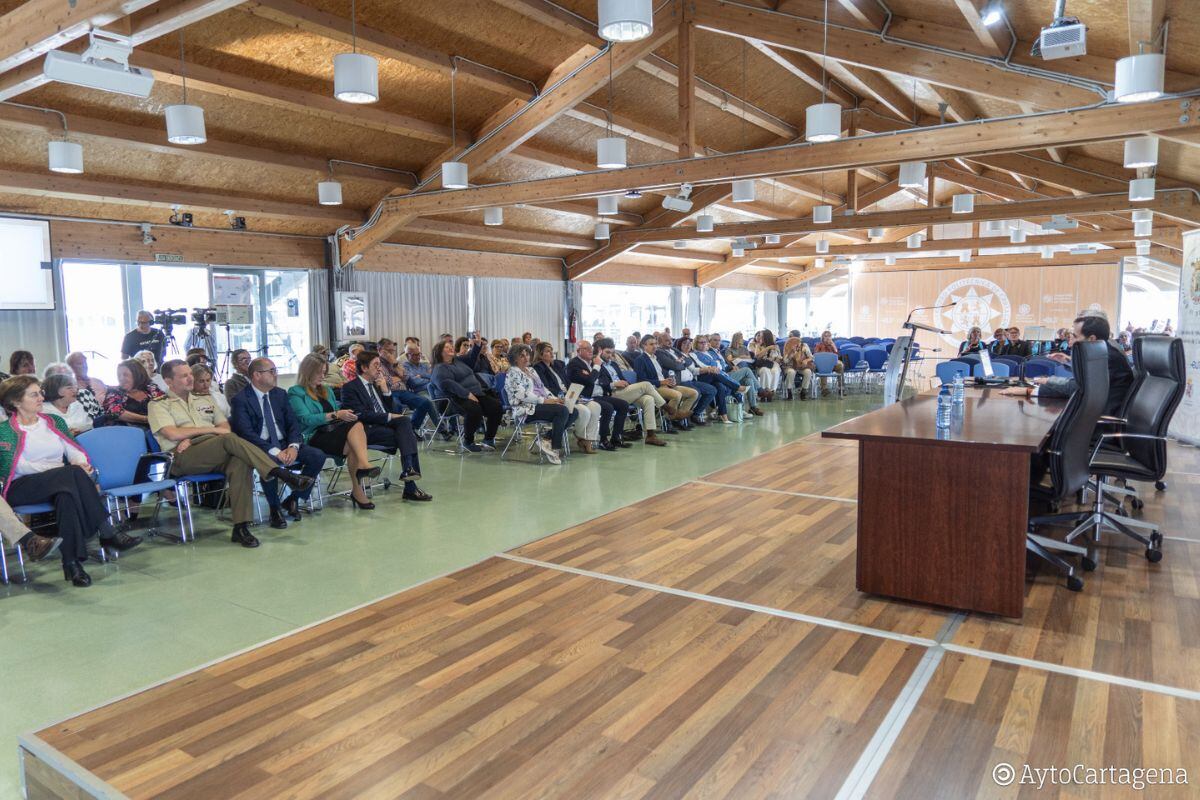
[[350, 271, 469, 351], [474, 277, 564, 344]]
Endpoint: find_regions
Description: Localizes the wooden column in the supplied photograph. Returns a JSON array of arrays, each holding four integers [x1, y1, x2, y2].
[[926, 161, 936, 237], [677, 3, 695, 159]]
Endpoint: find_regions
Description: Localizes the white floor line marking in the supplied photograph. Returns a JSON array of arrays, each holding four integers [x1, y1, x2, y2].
[[941, 643, 1200, 701], [692, 481, 858, 504], [497, 553, 938, 648]]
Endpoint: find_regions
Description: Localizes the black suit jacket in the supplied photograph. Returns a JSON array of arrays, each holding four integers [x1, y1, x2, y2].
[[230, 385, 302, 453], [533, 361, 569, 396], [1007, 339, 1032, 359], [566, 356, 600, 399], [595, 359, 625, 396], [339, 376, 393, 425]]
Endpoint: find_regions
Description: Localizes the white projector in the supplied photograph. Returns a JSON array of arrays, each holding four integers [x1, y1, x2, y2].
[[660, 183, 694, 213], [1040, 215, 1079, 231], [1036, 22, 1087, 60], [43, 33, 154, 97]]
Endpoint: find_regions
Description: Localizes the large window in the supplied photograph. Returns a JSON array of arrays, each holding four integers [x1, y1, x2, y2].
[[580, 283, 671, 341], [262, 270, 310, 374], [709, 289, 759, 339], [809, 281, 850, 337], [1120, 272, 1178, 332], [62, 262, 125, 384]]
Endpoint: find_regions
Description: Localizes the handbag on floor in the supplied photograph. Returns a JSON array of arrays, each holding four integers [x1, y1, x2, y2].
[[728, 398, 744, 423]]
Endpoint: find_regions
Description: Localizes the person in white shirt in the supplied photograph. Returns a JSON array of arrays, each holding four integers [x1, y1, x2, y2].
[[135, 350, 169, 393], [41, 373, 94, 435]]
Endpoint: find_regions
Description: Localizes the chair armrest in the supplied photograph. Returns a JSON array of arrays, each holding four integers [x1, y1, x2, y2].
[[1098, 416, 1127, 425], [1089, 432, 1166, 461]]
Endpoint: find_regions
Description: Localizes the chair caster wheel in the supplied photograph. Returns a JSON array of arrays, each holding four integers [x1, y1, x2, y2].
[[1155, 481, 1166, 492], [1066, 575, 1084, 592], [1146, 548, 1163, 563], [1131, 497, 1144, 510], [1081, 556, 1097, 572]]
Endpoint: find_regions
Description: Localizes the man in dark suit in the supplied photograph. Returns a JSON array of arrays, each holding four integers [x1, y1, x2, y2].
[[1004, 314, 1133, 415], [340, 350, 432, 501], [633, 335, 696, 423], [1005, 326, 1032, 359], [567, 340, 630, 451], [230, 357, 326, 528]]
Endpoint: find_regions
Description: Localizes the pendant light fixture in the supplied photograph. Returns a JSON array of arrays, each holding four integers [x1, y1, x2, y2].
[[597, 195, 619, 215], [483, 207, 503, 226], [815, 238, 829, 254], [815, 258, 826, 269], [1131, 209, 1153, 223], [812, 204, 832, 224], [165, 31, 206, 145], [1041, 245, 1054, 259], [898, 161, 926, 189], [1134, 220, 1152, 237], [959, 251, 972, 262], [885, 254, 896, 266], [1114, 53, 1165, 103], [45, 109, 82, 173], [1124, 137, 1159, 168], [731, 243, 745, 258], [441, 63, 468, 188], [906, 232, 922, 249], [1129, 177, 1155, 201], [764, 234, 781, 245], [1135, 239, 1151, 255], [597, 50, 627, 169], [1009, 227, 1027, 243], [317, 170, 343, 205], [731, 42, 756, 202], [867, 227, 883, 239], [594, 221, 611, 240], [732, 179, 756, 203], [695, 213, 714, 232], [333, 0, 379, 103], [951, 194, 975, 214], [598, 0, 652, 43], [804, 0, 841, 142]]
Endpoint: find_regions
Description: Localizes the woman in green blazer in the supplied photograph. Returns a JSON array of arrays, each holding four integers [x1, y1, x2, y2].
[[287, 354, 380, 508]]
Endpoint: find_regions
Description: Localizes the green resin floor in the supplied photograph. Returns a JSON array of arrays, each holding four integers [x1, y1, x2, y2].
[[0, 395, 878, 798]]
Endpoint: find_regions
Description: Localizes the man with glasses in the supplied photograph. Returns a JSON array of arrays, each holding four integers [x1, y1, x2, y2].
[[377, 338, 435, 431], [229, 358, 326, 528], [120, 310, 168, 363], [1005, 326, 1031, 359]]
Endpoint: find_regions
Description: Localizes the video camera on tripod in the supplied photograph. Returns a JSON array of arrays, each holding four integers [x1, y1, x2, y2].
[[152, 308, 187, 329], [190, 307, 217, 330]]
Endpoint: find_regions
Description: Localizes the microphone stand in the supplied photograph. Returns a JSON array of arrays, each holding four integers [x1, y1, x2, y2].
[[894, 302, 956, 403]]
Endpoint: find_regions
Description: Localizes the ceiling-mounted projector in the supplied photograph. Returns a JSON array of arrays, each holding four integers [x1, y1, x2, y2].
[[43, 31, 154, 97], [660, 183, 694, 213], [1030, 2, 1086, 60], [1040, 215, 1079, 231]]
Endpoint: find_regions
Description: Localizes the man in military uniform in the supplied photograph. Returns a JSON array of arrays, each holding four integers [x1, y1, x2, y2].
[[149, 359, 313, 548]]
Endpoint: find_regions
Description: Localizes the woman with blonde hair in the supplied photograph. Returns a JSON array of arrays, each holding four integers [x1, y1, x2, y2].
[[287, 353, 379, 509], [781, 336, 815, 399], [725, 332, 753, 369], [752, 330, 783, 401]]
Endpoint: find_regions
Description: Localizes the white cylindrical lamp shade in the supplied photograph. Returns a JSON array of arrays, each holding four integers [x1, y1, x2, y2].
[[441, 161, 468, 189], [594, 222, 611, 240], [906, 233, 922, 249], [48, 140, 83, 173], [695, 214, 714, 232], [815, 238, 829, 254], [812, 204, 832, 224], [867, 227, 883, 239], [1041, 246, 1054, 259], [317, 180, 343, 206], [959, 251, 972, 262], [334, 53, 379, 104], [1131, 209, 1153, 223], [804, 102, 841, 142], [1129, 177, 1155, 201], [731, 245, 745, 257], [165, 104, 206, 145], [597, 195, 619, 216], [1114, 53, 1165, 103], [1124, 137, 1159, 169], [1010, 228, 1027, 243], [596, 136, 627, 169], [982, 219, 1005, 235], [598, 0, 652, 42], [1135, 239, 1151, 255], [764, 234, 781, 245], [898, 161, 927, 188], [885, 254, 896, 266], [732, 179, 756, 203], [1134, 220, 1153, 237], [483, 207, 503, 226], [952, 194, 975, 214]]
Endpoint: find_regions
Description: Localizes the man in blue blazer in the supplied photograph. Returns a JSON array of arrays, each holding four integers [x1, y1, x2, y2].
[[230, 358, 326, 528], [633, 335, 697, 425]]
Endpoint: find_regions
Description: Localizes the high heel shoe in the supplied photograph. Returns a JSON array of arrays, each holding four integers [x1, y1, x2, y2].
[[355, 467, 382, 482], [350, 494, 375, 510]]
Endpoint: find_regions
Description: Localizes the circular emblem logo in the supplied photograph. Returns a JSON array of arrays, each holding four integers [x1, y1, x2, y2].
[[934, 277, 1012, 346], [1018, 303, 1031, 316]]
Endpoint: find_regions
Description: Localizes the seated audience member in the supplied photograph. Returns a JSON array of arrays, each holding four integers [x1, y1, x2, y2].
[[782, 337, 815, 399], [989, 328, 1009, 356], [192, 364, 230, 417], [287, 354, 380, 509], [223, 349, 252, 404], [312, 344, 346, 389], [958, 327, 986, 356], [149, 359, 313, 548], [1050, 328, 1070, 353], [9, 350, 35, 377], [725, 333, 753, 369], [704, 334, 762, 415], [431, 337, 503, 453], [664, 336, 716, 425], [595, 338, 667, 447], [44, 361, 103, 429], [592, 331, 605, 344], [1003, 315, 1133, 415], [1006, 326, 1031, 358], [65, 352, 107, 409], [185, 351, 208, 369], [1, 493, 63, 564], [339, 343, 365, 383], [101, 358, 164, 428], [229, 357, 326, 527], [752, 330, 783, 401], [0, 375, 141, 587], [520, 332, 534, 345], [402, 341, 432, 393], [477, 338, 510, 378], [634, 335, 697, 425], [622, 334, 642, 366], [504, 344, 568, 464], [439, 333, 454, 347], [568, 340, 630, 450], [339, 351, 432, 501], [135, 350, 169, 392], [533, 342, 600, 453], [679, 337, 734, 423], [41, 374, 93, 435], [1117, 330, 1133, 356], [377, 338, 435, 431], [813, 331, 845, 395]]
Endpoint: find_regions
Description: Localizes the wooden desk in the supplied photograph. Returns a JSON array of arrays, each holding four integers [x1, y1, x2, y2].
[[824, 390, 1064, 617]]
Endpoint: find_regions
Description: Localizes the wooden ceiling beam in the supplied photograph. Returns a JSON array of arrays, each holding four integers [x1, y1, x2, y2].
[[369, 97, 1197, 218], [749, 42, 858, 108], [951, 0, 1014, 57], [749, 229, 1158, 259], [405, 218, 592, 250], [1127, 0, 1166, 56], [839, 65, 915, 121], [834, 0, 885, 30], [632, 245, 725, 263], [676, 8, 695, 160], [0, 0, 158, 73]]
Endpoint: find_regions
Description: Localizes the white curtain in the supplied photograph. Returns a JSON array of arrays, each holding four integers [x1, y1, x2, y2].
[[474, 277, 563, 344], [350, 271, 469, 350], [308, 268, 329, 347], [699, 287, 717, 333], [683, 286, 701, 332], [761, 291, 780, 334]]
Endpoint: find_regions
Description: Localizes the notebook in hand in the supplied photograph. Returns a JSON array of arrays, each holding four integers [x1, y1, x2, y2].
[[564, 383, 584, 412]]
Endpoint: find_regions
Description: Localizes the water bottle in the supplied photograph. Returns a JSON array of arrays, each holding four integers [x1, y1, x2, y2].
[[952, 373, 965, 406], [936, 387, 952, 430]]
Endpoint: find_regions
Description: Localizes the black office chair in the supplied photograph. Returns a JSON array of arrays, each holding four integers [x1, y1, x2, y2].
[[1064, 335, 1184, 564], [1025, 340, 1110, 592]]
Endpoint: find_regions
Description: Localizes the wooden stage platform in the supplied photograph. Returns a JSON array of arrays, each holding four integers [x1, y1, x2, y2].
[[20, 434, 1200, 799]]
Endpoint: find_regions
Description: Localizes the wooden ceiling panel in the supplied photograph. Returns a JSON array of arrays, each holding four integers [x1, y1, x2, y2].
[[382, 228, 572, 259]]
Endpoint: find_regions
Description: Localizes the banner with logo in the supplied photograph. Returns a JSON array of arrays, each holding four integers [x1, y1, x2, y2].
[[1172, 231, 1200, 445]]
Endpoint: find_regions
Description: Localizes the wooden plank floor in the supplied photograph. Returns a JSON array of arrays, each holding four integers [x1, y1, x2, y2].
[[25, 437, 1200, 798], [32, 558, 924, 799]]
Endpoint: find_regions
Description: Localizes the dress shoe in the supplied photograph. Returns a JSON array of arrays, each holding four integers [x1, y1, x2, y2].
[[355, 466, 382, 482], [268, 507, 288, 530], [645, 432, 667, 447], [19, 533, 62, 563], [100, 530, 143, 551], [398, 467, 422, 481], [598, 441, 617, 452], [231, 524, 260, 548], [625, 427, 643, 440], [281, 495, 302, 521], [63, 561, 92, 587], [577, 438, 596, 454], [270, 468, 314, 493], [350, 495, 376, 510], [403, 488, 433, 502], [749, 406, 764, 416], [480, 439, 497, 451], [614, 437, 632, 449], [689, 416, 708, 426], [464, 442, 483, 453]]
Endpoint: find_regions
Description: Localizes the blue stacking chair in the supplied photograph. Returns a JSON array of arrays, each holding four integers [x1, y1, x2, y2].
[[936, 361, 970, 385], [78, 427, 184, 542], [862, 347, 889, 388], [841, 347, 867, 391], [621, 369, 637, 383], [143, 429, 223, 540], [812, 352, 844, 396], [993, 357, 1023, 376], [849, 336, 867, 346], [1024, 359, 1056, 379], [972, 361, 1010, 377]]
